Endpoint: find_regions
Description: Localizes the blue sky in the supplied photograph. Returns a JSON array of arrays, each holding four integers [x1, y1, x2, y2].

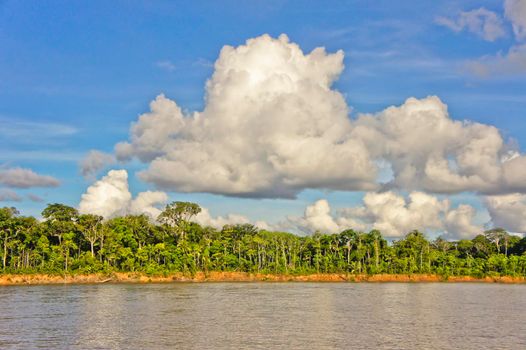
[[1, 0, 525, 237]]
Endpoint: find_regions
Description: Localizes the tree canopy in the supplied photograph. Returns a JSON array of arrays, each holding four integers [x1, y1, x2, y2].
[[0, 203, 525, 277]]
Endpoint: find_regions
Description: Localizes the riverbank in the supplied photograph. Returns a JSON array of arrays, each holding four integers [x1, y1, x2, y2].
[[1, 272, 526, 285]]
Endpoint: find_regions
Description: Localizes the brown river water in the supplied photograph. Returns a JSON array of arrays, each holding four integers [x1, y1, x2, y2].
[[0, 283, 524, 349]]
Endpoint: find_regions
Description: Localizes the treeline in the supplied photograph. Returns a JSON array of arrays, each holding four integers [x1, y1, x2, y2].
[[1, 202, 526, 277]]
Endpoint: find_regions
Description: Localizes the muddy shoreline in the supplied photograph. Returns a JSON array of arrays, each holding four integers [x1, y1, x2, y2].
[[1, 272, 525, 285]]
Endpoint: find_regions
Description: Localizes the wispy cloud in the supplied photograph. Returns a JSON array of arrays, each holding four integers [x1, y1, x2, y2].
[[436, 8, 506, 42], [466, 44, 526, 77], [343, 49, 462, 81], [192, 57, 213, 68], [0, 189, 22, 202], [27, 193, 44, 203], [156, 58, 213, 72], [0, 116, 78, 145], [156, 60, 176, 72], [0, 150, 84, 162]]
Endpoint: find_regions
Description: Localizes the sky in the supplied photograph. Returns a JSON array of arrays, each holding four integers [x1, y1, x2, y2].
[[1, 0, 526, 239]]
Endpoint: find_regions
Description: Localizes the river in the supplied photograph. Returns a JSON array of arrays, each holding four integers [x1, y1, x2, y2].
[[0, 283, 524, 349]]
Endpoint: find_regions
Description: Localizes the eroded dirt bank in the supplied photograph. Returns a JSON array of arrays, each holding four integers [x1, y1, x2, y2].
[[1, 272, 525, 285]]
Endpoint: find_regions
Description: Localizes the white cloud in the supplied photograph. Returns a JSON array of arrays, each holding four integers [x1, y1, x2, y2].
[[78, 170, 485, 238], [78, 170, 132, 218], [79, 150, 116, 179], [436, 8, 506, 42], [78, 169, 167, 219], [354, 96, 526, 195], [129, 191, 169, 219], [444, 204, 481, 239], [0, 189, 22, 202], [116, 34, 377, 198], [485, 193, 526, 233], [0, 167, 60, 188], [289, 192, 483, 239], [505, 0, 526, 41], [112, 35, 526, 198], [290, 199, 344, 233], [358, 191, 449, 237], [193, 208, 251, 229], [78, 169, 269, 229]]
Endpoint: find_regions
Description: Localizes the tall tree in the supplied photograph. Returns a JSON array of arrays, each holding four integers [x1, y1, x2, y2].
[[42, 203, 78, 245], [78, 214, 103, 257], [0, 207, 19, 270], [484, 228, 508, 255], [158, 202, 201, 241]]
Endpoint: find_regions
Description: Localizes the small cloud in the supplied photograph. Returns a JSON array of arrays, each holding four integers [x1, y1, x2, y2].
[[485, 193, 526, 233], [436, 8, 506, 42], [79, 150, 116, 179], [79, 169, 168, 219], [194, 207, 251, 229], [27, 193, 44, 203], [466, 44, 526, 77], [0, 189, 22, 202], [193, 57, 213, 68], [156, 60, 176, 72], [0, 167, 60, 188]]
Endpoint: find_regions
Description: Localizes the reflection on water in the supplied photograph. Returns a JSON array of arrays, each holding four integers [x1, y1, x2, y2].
[[0, 283, 525, 349]]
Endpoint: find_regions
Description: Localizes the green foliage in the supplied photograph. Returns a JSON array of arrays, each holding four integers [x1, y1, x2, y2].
[[1, 205, 525, 276]]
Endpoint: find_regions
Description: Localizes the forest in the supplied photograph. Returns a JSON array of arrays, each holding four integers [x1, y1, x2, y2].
[[1, 201, 526, 277]]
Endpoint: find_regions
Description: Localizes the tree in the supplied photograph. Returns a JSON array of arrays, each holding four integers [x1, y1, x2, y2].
[[484, 228, 508, 254], [42, 204, 78, 270], [394, 231, 430, 273], [471, 234, 493, 258], [42, 203, 78, 245], [2, 202, 526, 278], [78, 214, 103, 257], [125, 215, 152, 249], [42, 203, 78, 222], [0, 207, 19, 270], [158, 202, 201, 240], [366, 230, 385, 273]]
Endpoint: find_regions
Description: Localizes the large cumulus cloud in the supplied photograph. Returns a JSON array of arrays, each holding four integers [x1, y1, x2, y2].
[[113, 34, 525, 199], [115, 34, 377, 198]]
